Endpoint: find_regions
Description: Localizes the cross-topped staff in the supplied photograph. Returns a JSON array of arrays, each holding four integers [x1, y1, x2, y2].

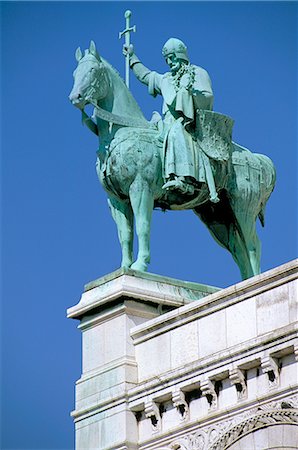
[[119, 10, 136, 88]]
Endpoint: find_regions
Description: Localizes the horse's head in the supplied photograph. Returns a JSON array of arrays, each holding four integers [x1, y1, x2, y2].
[[69, 40, 110, 109]]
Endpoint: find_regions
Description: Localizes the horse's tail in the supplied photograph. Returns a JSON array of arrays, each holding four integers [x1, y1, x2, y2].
[[254, 154, 276, 227], [258, 207, 265, 227]]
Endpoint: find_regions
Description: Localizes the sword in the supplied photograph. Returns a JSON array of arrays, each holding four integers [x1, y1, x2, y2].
[[119, 10, 136, 88]]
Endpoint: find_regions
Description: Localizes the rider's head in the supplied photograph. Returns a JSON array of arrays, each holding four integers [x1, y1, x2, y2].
[[162, 38, 189, 74]]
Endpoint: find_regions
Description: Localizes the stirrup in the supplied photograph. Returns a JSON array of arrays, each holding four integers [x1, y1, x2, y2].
[[210, 193, 220, 203], [162, 179, 195, 195], [162, 180, 177, 190]]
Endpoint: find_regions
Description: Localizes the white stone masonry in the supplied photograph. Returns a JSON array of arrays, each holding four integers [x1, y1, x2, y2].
[[68, 260, 298, 450]]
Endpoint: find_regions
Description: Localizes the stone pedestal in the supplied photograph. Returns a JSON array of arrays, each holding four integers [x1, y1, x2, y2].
[[68, 261, 298, 450], [67, 269, 218, 450]]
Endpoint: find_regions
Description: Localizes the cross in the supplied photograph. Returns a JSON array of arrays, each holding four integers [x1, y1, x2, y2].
[[119, 10, 136, 88]]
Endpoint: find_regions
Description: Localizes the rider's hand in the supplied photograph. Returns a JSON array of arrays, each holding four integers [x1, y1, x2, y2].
[[123, 44, 134, 57]]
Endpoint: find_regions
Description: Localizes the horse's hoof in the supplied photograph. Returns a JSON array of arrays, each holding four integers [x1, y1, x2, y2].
[[121, 261, 133, 270], [130, 261, 148, 272]]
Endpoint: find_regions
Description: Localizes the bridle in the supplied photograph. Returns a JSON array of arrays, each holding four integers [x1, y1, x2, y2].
[[78, 58, 151, 131]]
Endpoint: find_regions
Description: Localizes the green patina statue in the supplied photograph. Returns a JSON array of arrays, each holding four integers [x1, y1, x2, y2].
[[69, 30, 275, 280], [125, 37, 220, 202]]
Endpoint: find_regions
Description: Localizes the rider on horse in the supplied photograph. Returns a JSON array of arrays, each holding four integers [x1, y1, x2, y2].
[[70, 39, 276, 278], [124, 37, 227, 203]]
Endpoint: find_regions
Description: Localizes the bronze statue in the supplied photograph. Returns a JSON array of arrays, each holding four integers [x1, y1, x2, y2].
[[69, 38, 275, 280]]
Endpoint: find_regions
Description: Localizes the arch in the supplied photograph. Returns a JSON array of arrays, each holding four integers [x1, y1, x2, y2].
[[211, 409, 298, 450], [227, 424, 298, 449]]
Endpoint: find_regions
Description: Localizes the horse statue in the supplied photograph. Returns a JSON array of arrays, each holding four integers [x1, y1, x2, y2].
[[69, 41, 276, 280]]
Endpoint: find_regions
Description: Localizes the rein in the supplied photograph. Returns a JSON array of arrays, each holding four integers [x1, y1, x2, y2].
[[81, 109, 98, 136], [89, 100, 151, 129], [81, 100, 152, 135]]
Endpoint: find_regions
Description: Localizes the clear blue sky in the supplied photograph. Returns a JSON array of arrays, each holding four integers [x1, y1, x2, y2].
[[1, 1, 297, 448]]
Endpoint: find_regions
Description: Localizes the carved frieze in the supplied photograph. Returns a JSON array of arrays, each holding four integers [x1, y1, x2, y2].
[[163, 394, 298, 450], [210, 409, 298, 450]]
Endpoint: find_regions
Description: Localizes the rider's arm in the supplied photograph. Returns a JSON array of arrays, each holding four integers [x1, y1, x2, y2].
[[129, 54, 151, 85], [130, 54, 163, 98], [124, 45, 162, 97]]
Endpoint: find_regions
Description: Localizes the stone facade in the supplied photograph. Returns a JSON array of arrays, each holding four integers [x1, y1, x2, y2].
[[67, 260, 298, 449]]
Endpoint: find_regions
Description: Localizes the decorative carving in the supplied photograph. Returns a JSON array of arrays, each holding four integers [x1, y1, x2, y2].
[[166, 394, 298, 450], [259, 394, 298, 411], [172, 388, 189, 421], [229, 368, 247, 400], [170, 431, 206, 450], [144, 400, 161, 433], [261, 356, 280, 388], [201, 379, 218, 411], [210, 409, 298, 450]]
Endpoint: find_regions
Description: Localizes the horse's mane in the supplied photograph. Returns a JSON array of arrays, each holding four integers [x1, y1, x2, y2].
[[101, 57, 124, 85], [100, 57, 146, 121]]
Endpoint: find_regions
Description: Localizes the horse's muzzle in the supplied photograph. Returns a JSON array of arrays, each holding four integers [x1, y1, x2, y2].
[[69, 91, 85, 109]]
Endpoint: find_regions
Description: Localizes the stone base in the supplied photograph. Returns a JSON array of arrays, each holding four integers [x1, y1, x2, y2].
[[67, 261, 298, 450]]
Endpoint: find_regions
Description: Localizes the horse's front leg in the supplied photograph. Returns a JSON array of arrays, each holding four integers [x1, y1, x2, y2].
[[129, 177, 154, 272], [108, 197, 134, 269]]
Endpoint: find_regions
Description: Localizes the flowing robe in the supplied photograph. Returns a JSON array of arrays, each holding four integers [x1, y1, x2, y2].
[[130, 56, 214, 183]]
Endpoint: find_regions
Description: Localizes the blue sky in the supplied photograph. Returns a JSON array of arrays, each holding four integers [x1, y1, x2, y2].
[[1, 1, 297, 448]]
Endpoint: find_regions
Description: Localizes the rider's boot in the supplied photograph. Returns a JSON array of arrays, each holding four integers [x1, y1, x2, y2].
[[162, 176, 195, 195]]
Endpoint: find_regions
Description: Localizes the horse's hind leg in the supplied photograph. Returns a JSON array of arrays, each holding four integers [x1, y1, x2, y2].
[[193, 190, 254, 280], [129, 177, 154, 272], [108, 197, 134, 269], [234, 211, 261, 276]]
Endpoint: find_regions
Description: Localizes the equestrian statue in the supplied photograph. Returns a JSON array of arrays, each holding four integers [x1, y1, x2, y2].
[[69, 13, 276, 281]]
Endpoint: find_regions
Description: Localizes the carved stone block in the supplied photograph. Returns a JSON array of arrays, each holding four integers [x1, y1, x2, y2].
[[172, 388, 189, 421], [261, 356, 280, 388], [145, 400, 161, 433], [200, 379, 217, 410], [229, 368, 247, 400]]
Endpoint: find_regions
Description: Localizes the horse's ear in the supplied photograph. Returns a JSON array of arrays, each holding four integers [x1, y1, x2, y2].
[[89, 40, 97, 56], [75, 46, 83, 62], [89, 40, 101, 60]]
